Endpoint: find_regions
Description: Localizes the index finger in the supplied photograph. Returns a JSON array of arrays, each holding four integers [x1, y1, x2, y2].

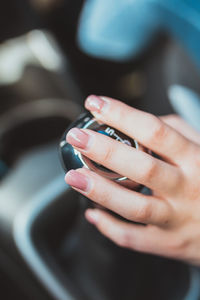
[[85, 95, 196, 164]]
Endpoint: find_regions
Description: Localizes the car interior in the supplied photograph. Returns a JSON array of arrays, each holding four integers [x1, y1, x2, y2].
[[0, 1, 200, 300]]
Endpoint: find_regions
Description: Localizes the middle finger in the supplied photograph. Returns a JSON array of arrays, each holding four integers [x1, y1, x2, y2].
[[66, 128, 182, 195]]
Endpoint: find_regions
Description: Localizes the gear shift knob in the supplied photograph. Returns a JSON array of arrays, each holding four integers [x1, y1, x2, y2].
[[59, 112, 147, 190]]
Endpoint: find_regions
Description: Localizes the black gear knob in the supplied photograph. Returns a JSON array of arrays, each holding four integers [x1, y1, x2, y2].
[[59, 112, 146, 190]]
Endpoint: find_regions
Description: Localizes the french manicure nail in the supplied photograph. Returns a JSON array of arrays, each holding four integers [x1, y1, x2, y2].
[[66, 128, 90, 149], [65, 170, 90, 192], [85, 95, 107, 113]]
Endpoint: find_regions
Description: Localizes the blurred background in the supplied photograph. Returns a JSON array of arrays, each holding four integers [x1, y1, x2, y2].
[[0, 0, 200, 300]]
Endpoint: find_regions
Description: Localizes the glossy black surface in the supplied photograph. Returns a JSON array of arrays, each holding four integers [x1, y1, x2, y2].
[[59, 112, 92, 172], [59, 112, 137, 179]]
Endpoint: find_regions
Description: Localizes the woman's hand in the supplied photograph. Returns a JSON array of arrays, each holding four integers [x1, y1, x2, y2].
[[65, 95, 200, 266]]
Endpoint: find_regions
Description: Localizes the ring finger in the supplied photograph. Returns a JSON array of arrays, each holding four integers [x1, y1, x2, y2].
[[65, 168, 172, 226], [66, 128, 183, 196]]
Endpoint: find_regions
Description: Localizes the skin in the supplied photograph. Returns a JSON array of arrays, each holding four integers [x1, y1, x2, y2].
[[65, 95, 200, 266]]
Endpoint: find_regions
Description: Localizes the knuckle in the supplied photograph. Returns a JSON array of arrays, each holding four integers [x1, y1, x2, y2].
[[167, 237, 189, 257], [89, 180, 111, 207], [142, 160, 157, 182], [146, 117, 166, 143], [134, 202, 153, 223], [102, 144, 115, 164], [171, 170, 184, 191], [116, 228, 132, 248]]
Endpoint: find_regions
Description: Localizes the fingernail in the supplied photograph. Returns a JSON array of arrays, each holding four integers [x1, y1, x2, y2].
[[85, 95, 107, 113], [66, 128, 90, 149], [85, 209, 99, 225], [65, 170, 90, 192]]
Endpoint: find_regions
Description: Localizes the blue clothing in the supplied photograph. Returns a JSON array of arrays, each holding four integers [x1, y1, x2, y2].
[[77, 0, 200, 130], [78, 0, 200, 68]]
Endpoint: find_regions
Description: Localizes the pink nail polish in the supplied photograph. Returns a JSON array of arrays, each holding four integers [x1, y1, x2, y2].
[[65, 170, 90, 192], [66, 128, 90, 149], [85, 95, 106, 112], [85, 209, 99, 225]]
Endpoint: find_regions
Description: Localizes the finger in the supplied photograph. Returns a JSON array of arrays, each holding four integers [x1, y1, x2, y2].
[[66, 128, 182, 195], [85, 209, 168, 255], [161, 115, 200, 145], [85, 209, 184, 260], [65, 168, 172, 226], [85, 95, 196, 164]]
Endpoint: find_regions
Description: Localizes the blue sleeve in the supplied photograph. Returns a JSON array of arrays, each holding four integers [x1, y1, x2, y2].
[[77, 0, 200, 68]]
